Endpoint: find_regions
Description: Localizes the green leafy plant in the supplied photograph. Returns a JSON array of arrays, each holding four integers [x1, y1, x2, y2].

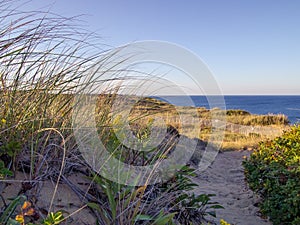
[[42, 211, 65, 225], [0, 195, 27, 224], [159, 166, 224, 224], [0, 140, 21, 174], [87, 163, 223, 225], [0, 160, 13, 178], [243, 125, 300, 225]]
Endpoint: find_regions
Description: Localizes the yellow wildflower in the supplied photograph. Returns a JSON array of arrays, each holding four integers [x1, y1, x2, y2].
[[15, 214, 24, 224], [220, 219, 231, 225]]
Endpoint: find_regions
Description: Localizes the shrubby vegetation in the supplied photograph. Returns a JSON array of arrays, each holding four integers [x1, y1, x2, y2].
[[226, 110, 289, 126], [243, 125, 300, 225]]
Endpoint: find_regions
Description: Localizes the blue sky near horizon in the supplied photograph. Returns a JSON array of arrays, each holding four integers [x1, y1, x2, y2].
[[18, 0, 300, 95]]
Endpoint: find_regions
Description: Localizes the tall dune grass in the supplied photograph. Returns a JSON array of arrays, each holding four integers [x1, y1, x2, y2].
[[0, 2, 99, 178], [0, 1, 223, 224]]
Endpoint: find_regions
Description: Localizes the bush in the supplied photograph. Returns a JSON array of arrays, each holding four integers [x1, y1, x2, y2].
[[243, 125, 300, 225], [226, 109, 250, 116]]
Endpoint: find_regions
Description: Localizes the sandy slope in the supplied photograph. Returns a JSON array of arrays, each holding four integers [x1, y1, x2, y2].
[[194, 150, 271, 225], [0, 142, 271, 224]]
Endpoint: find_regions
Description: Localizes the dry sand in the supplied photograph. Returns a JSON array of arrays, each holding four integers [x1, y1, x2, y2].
[[195, 150, 271, 225], [0, 172, 96, 224], [0, 149, 272, 225]]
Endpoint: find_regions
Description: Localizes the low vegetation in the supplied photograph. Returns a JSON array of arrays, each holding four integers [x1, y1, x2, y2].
[[243, 125, 300, 225], [129, 97, 288, 151]]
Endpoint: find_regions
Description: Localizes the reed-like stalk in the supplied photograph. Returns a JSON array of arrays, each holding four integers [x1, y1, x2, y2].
[[0, 1, 224, 224]]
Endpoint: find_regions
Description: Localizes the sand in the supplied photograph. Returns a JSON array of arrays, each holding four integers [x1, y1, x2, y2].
[[0, 149, 271, 225], [0, 172, 96, 224], [194, 150, 271, 225]]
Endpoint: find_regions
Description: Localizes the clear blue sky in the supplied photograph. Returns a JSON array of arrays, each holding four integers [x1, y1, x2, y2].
[[19, 0, 300, 95]]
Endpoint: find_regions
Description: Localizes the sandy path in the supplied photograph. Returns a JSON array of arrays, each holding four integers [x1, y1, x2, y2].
[[194, 150, 271, 225]]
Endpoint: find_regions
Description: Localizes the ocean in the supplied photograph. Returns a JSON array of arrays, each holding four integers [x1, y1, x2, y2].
[[153, 95, 300, 124]]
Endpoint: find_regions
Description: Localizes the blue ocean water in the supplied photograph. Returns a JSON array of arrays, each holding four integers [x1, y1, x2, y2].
[[153, 96, 300, 124]]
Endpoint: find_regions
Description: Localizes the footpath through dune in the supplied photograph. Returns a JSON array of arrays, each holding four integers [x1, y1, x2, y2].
[[195, 150, 271, 225]]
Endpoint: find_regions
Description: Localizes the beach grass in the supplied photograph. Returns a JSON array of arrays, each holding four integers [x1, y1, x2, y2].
[[0, 2, 226, 224]]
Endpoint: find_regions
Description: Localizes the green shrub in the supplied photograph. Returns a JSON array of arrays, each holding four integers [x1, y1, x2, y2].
[[88, 165, 223, 224], [226, 109, 250, 116], [243, 125, 300, 225]]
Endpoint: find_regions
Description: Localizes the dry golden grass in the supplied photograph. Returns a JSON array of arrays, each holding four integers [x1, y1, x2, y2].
[[126, 97, 289, 151]]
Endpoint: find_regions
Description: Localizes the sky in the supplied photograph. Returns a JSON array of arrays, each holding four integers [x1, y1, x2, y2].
[[17, 0, 300, 95]]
